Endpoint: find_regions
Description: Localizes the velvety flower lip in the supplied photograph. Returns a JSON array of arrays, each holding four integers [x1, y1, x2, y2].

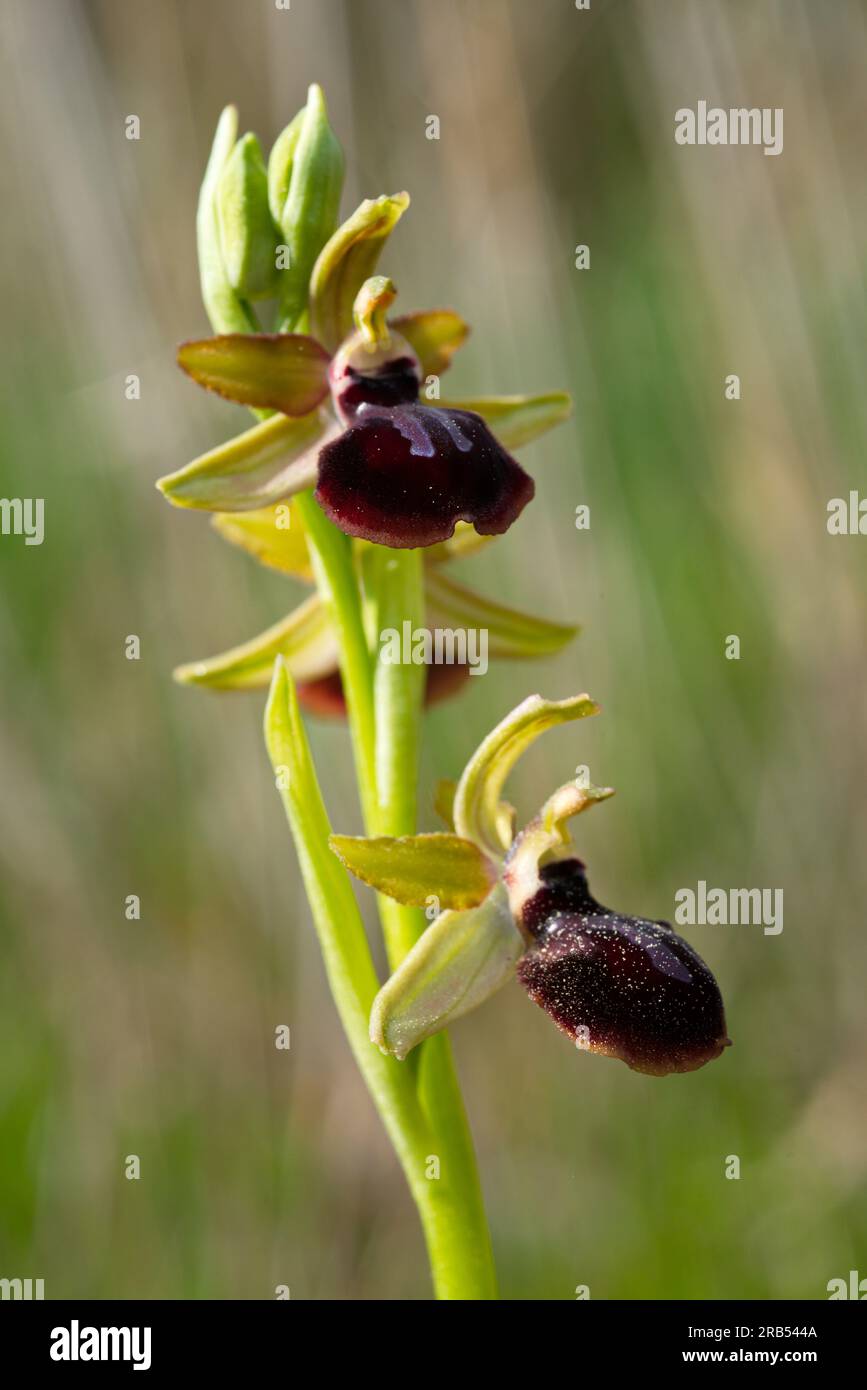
[[314, 401, 536, 548], [515, 858, 731, 1077]]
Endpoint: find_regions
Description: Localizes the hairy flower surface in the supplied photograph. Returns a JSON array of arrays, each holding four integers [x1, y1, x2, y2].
[[515, 858, 729, 1075]]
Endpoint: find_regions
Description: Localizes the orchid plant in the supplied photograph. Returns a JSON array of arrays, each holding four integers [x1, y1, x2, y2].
[[159, 85, 729, 1301]]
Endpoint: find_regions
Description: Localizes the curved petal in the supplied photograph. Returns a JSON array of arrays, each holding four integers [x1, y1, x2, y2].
[[452, 693, 600, 857], [424, 570, 579, 659], [437, 392, 571, 450], [390, 310, 469, 377], [157, 409, 336, 512], [173, 593, 337, 690], [212, 501, 313, 581], [314, 403, 534, 548], [177, 334, 331, 415], [309, 193, 410, 351]]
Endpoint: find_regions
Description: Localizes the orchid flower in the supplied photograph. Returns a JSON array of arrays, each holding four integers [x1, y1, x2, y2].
[[332, 695, 730, 1076]]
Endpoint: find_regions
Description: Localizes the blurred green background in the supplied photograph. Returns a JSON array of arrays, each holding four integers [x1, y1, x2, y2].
[[1, 0, 865, 1300]]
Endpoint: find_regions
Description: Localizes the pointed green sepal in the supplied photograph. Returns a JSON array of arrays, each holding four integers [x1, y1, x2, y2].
[[453, 693, 600, 857], [370, 884, 523, 1060], [330, 832, 496, 910], [177, 334, 331, 416], [438, 392, 572, 450], [309, 193, 410, 352], [425, 570, 578, 659], [173, 593, 337, 691], [156, 409, 334, 512], [390, 310, 469, 377], [211, 501, 313, 580], [216, 132, 281, 300]]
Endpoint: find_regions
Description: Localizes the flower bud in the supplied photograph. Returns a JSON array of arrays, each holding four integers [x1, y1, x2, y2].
[[269, 84, 344, 332], [216, 133, 281, 300]]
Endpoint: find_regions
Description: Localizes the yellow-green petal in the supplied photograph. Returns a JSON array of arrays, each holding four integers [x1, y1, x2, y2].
[[453, 693, 600, 858], [329, 832, 496, 910], [177, 334, 330, 416], [173, 593, 337, 691], [390, 310, 469, 377], [309, 193, 410, 352], [370, 884, 523, 1061], [424, 570, 578, 659], [438, 392, 572, 450], [211, 502, 313, 581], [156, 409, 335, 512]]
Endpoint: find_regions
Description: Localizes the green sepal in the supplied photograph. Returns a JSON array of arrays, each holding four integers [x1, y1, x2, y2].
[[177, 334, 331, 416], [309, 193, 410, 352], [370, 884, 524, 1061], [424, 570, 578, 659], [197, 106, 259, 335], [438, 392, 572, 450], [174, 593, 337, 691], [453, 693, 600, 857], [329, 832, 497, 910], [211, 502, 313, 580], [216, 132, 281, 300], [156, 409, 335, 512], [390, 310, 469, 377]]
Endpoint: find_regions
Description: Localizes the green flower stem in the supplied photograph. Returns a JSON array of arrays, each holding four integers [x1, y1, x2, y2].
[[369, 545, 426, 966], [292, 492, 378, 830], [266, 659, 494, 1299], [369, 544, 498, 1300]]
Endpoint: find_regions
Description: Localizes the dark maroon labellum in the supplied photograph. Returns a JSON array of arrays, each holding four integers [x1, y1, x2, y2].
[[516, 858, 730, 1076], [315, 403, 535, 548]]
